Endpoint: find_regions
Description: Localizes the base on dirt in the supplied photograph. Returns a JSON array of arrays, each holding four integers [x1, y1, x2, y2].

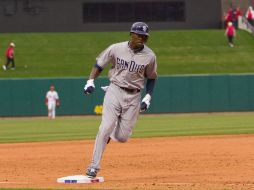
[[57, 175, 104, 183]]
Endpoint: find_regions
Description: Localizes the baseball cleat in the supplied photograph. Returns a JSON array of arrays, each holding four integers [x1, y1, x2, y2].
[[2, 65, 6, 70], [86, 168, 98, 178]]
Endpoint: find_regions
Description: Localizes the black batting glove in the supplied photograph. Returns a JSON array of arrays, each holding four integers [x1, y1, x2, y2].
[[84, 86, 95, 94], [140, 101, 149, 112]]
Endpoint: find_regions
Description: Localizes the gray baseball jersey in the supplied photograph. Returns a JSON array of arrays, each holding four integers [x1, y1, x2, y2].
[[88, 41, 157, 171], [96, 41, 157, 89]]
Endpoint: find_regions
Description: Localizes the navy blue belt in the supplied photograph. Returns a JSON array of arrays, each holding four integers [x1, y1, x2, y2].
[[119, 86, 140, 93]]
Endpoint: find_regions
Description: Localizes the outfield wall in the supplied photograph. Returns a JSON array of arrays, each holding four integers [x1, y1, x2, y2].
[[0, 74, 254, 117]]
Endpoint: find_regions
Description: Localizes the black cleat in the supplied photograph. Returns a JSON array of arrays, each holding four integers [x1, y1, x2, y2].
[[86, 168, 98, 178]]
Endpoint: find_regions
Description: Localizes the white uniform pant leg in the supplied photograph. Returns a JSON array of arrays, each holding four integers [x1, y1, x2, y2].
[[89, 84, 121, 170], [48, 102, 56, 119], [111, 91, 141, 142], [48, 102, 53, 118], [52, 103, 56, 119]]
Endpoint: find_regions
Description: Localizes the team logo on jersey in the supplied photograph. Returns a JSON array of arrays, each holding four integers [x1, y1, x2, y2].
[[116, 57, 145, 74]]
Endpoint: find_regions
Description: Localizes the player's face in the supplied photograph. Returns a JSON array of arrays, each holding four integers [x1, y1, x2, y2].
[[130, 33, 148, 49]]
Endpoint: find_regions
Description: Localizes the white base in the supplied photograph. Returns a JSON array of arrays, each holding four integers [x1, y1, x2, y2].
[[57, 175, 104, 184]]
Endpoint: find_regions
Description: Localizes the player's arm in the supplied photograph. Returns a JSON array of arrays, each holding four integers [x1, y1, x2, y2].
[[45, 97, 48, 106], [56, 99, 60, 107], [140, 56, 157, 112], [84, 64, 103, 94], [45, 92, 49, 106], [140, 79, 156, 112], [145, 78, 156, 95], [84, 44, 113, 95], [89, 64, 103, 79]]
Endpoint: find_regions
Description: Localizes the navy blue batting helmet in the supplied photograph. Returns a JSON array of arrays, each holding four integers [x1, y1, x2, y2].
[[130, 22, 149, 36]]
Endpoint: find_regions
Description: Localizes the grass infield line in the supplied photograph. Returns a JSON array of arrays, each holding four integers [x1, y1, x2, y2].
[[0, 112, 254, 144]]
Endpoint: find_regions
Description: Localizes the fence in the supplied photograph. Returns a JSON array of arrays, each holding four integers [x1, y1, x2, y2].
[[0, 74, 254, 117]]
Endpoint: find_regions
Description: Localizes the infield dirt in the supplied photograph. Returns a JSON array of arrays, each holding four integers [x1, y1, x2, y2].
[[0, 135, 254, 190]]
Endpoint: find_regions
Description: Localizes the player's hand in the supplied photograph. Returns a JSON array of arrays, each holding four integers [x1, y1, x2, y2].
[[140, 94, 151, 112], [84, 79, 95, 94]]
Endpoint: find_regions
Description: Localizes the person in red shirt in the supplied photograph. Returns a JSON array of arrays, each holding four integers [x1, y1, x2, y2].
[[245, 6, 253, 26], [232, 7, 242, 29], [225, 22, 236, 47], [224, 9, 233, 28], [2, 42, 15, 70], [236, 7, 242, 20]]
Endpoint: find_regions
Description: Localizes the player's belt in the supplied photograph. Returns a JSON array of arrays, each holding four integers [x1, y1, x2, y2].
[[119, 86, 140, 93]]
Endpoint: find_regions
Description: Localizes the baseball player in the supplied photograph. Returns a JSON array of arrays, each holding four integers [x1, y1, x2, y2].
[[83, 22, 157, 178], [45, 85, 60, 119]]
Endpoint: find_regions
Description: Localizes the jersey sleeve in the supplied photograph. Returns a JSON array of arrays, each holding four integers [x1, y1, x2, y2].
[[96, 44, 115, 69], [145, 55, 158, 79]]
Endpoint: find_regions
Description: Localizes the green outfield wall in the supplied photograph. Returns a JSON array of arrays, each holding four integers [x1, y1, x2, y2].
[[0, 74, 254, 117]]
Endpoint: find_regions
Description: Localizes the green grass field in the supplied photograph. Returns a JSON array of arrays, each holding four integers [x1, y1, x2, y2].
[[0, 30, 254, 78], [0, 113, 254, 144]]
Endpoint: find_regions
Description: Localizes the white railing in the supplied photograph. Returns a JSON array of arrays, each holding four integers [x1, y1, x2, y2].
[[238, 16, 254, 35]]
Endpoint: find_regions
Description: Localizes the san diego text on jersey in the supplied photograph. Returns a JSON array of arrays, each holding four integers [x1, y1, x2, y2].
[[116, 57, 145, 74]]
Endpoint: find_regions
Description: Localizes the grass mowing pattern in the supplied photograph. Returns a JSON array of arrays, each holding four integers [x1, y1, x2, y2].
[[0, 116, 100, 143], [0, 30, 254, 78], [0, 113, 254, 144], [134, 114, 254, 137]]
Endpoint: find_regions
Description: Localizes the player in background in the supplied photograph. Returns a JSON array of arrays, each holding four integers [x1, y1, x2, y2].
[[2, 42, 15, 70], [83, 22, 158, 178], [45, 85, 60, 119], [225, 21, 236, 47]]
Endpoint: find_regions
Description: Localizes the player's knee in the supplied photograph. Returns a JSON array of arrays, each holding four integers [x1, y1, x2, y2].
[[115, 134, 128, 143], [117, 138, 128, 143]]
